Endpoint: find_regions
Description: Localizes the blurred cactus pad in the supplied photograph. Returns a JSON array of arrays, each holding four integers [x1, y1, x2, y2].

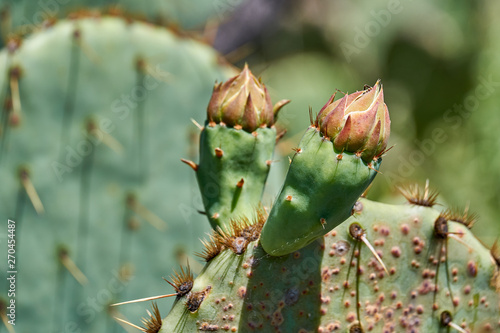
[[0, 0, 226, 40], [136, 71, 498, 332], [0, 15, 235, 332]]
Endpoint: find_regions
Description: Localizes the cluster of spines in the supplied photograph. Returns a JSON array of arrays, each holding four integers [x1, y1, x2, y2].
[[397, 180, 439, 208], [163, 264, 211, 314], [115, 302, 162, 333], [196, 209, 267, 261], [112, 263, 197, 331], [442, 206, 478, 229], [398, 180, 477, 230], [141, 303, 162, 333], [163, 264, 194, 298], [398, 179, 479, 296]]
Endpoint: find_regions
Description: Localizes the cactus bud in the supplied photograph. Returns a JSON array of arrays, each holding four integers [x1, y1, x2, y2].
[[198, 65, 290, 229], [318, 80, 390, 162], [207, 64, 289, 132], [261, 81, 391, 256]]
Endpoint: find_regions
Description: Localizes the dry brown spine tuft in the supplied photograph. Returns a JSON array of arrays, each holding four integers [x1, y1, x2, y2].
[[163, 263, 193, 297], [196, 234, 225, 262], [216, 212, 266, 255], [308, 106, 315, 127], [197, 208, 267, 260], [398, 180, 439, 207], [113, 302, 162, 332], [141, 302, 162, 333], [442, 206, 477, 229]]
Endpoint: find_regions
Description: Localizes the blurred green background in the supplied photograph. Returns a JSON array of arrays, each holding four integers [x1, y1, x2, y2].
[[0, 0, 499, 332]]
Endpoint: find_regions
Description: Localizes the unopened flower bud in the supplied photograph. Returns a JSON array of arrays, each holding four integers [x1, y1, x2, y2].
[[207, 64, 289, 132], [317, 80, 390, 162]]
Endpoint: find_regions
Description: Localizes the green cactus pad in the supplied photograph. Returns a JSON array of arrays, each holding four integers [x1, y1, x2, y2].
[[260, 127, 380, 256], [196, 124, 276, 230], [0, 16, 234, 332], [160, 198, 500, 332]]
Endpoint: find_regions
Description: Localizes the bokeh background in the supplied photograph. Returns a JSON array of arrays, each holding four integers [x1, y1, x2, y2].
[[0, 0, 499, 332]]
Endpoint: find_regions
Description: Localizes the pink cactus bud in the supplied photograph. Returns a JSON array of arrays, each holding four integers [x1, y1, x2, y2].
[[317, 80, 390, 162], [207, 64, 289, 131]]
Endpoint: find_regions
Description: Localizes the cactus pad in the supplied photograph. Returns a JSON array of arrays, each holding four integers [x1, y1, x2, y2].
[[0, 15, 234, 332], [161, 198, 500, 332]]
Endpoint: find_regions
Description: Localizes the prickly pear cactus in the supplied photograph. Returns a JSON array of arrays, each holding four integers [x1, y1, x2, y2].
[[120, 68, 499, 332], [0, 15, 234, 332]]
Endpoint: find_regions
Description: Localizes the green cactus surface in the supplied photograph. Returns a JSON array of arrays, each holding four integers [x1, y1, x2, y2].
[[260, 127, 380, 257], [196, 124, 276, 230], [0, 15, 234, 332], [161, 198, 500, 332], [190, 64, 288, 230]]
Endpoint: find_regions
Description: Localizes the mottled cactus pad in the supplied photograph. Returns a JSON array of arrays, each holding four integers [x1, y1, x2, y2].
[[159, 198, 500, 332]]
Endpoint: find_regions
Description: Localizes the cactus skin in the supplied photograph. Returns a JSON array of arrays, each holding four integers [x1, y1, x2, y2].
[[192, 66, 288, 229], [161, 198, 500, 332], [260, 127, 380, 256], [0, 15, 234, 332], [196, 124, 276, 229], [261, 83, 387, 256]]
